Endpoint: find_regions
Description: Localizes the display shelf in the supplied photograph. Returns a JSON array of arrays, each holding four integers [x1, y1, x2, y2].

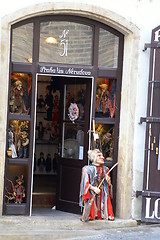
[[7, 157, 29, 165], [36, 111, 48, 114], [4, 203, 27, 215], [36, 140, 58, 145], [95, 117, 115, 124], [33, 171, 57, 176], [8, 113, 31, 121]]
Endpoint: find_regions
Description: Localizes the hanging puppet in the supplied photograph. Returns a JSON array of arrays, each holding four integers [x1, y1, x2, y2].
[[79, 149, 116, 221], [5, 175, 25, 204], [96, 78, 116, 118]]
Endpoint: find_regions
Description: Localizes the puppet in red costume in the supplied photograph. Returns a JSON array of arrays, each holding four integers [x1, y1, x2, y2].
[[79, 149, 114, 221]]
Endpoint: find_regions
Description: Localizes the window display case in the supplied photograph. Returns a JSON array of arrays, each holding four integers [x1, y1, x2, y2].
[[95, 78, 116, 119], [95, 123, 114, 161], [4, 164, 29, 215], [95, 77, 117, 165], [3, 72, 32, 215], [7, 120, 30, 159], [9, 73, 32, 115]]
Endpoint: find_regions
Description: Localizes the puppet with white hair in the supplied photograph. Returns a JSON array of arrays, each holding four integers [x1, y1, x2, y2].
[[79, 149, 114, 221]]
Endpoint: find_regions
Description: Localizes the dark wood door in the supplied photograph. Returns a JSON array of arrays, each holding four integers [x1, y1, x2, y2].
[[56, 76, 92, 214]]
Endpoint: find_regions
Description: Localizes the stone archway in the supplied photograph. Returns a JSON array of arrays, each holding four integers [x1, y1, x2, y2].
[[0, 2, 140, 218]]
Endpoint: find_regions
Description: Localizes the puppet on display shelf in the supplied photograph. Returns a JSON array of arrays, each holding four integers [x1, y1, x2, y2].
[[14, 175, 25, 204], [7, 130, 17, 158], [17, 131, 29, 158], [37, 94, 45, 110], [5, 175, 25, 204], [96, 79, 116, 118], [37, 121, 44, 140], [10, 80, 29, 114], [79, 149, 115, 222], [46, 153, 52, 172], [44, 85, 53, 121], [37, 152, 46, 172]]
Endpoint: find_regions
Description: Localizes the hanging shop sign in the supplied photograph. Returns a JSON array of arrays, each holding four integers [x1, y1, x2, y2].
[[38, 64, 93, 77], [139, 25, 160, 223]]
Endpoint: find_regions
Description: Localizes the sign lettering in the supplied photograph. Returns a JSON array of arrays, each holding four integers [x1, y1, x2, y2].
[[145, 197, 160, 219], [154, 29, 160, 41], [39, 65, 92, 77], [59, 30, 69, 57]]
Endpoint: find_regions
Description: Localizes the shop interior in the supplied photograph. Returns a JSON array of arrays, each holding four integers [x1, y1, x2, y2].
[[32, 75, 60, 209]]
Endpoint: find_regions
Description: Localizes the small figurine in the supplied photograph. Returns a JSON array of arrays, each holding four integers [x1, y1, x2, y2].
[[96, 83, 109, 115], [37, 152, 46, 172], [37, 94, 45, 109], [79, 149, 115, 221], [46, 153, 52, 172], [7, 130, 17, 158], [52, 94, 59, 123], [50, 123, 59, 140], [44, 85, 53, 121], [17, 131, 29, 158], [14, 175, 25, 204], [37, 121, 44, 140]]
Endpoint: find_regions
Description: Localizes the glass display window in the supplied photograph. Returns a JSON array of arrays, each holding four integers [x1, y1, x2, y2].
[[12, 23, 33, 63], [5, 165, 28, 204], [94, 123, 114, 162], [98, 28, 119, 68], [62, 122, 84, 160], [39, 21, 93, 64], [9, 73, 32, 115], [60, 81, 87, 160], [7, 120, 30, 159], [96, 78, 116, 118]]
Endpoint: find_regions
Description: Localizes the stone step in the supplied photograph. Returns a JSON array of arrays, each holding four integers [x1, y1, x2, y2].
[[0, 210, 137, 239]]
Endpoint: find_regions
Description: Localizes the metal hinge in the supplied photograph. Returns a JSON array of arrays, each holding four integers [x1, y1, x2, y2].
[[143, 42, 160, 51], [136, 191, 142, 198]]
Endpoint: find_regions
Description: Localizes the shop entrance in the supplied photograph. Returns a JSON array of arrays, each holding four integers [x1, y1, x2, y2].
[[32, 74, 92, 213], [3, 15, 123, 216]]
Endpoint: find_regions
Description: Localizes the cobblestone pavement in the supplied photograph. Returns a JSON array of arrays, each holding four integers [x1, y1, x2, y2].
[[70, 223, 160, 240], [0, 223, 160, 240]]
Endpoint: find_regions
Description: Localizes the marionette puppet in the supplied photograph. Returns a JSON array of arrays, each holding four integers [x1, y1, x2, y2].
[[5, 175, 25, 204], [17, 131, 29, 158], [44, 85, 53, 121], [10, 80, 29, 114], [14, 175, 25, 204], [79, 149, 115, 222]]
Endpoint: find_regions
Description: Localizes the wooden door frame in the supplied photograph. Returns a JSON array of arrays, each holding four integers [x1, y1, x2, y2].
[[31, 73, 94, 214]]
